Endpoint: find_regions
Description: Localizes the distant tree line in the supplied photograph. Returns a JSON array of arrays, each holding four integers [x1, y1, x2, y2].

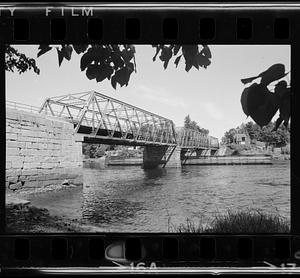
[[82, 144, 142, 158], [184, 115, 209, 135], [221, 121, 290, 147]]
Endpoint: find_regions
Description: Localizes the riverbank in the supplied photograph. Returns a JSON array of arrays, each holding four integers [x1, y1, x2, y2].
[[100, 155, 275, 166], [7, 182, 80, 197], [6, 184, 105, 233], [6, 199, 105, 233], [6, 201, 289, 233]]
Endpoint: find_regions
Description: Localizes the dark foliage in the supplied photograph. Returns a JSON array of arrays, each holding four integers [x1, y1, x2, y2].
[[5, 45, 40, 74], [36, 44, 212, 89]]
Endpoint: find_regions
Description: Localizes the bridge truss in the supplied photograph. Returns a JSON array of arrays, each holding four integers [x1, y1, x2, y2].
[[176, 127, 219, 149], [39, 91, 177, 146], [39, 91, 219, 149]]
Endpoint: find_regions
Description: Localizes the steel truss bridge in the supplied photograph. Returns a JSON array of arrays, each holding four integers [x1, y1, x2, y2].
[[38, 91, 219, 150]]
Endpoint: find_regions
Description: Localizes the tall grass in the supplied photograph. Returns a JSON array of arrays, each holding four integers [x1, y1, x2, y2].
[[169, 209, 290, 233]]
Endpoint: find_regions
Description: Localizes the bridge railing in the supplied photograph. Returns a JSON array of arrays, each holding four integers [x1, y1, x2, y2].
[[6, 100, 41, 114]]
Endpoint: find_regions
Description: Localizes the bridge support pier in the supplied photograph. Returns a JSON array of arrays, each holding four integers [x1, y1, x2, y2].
[[142, 145, 169, 169], [142, 145, 183, 168], [164, 146, 182, 168], [195, 149, 204, 156], [210, 149, 217, 156]]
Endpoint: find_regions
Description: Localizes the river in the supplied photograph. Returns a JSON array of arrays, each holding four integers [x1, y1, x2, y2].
[[27, 160, 290, 232]]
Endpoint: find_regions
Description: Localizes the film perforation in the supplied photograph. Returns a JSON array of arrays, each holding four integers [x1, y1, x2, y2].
[[199, 18, 216, 40], [237, 237, 253, 260], [236, 17, 253, 40], [0, 235, 297, 267], [9, 14, 294, 43], [14, 238, 30, 261], [200, 237, 216, 260], [87, 18, 103, 41], [88, 238, 105, 260], [162, 18, 178, 40], [50, 18, 66, 41], [51, 238, 68, 260], [162, 237, 179, 260], [275, 237, 291, 260], [274, 17, 290, 40], [125, 237, 142, 261], [13, 18, 29, 41], [125, 18, 140, 40]]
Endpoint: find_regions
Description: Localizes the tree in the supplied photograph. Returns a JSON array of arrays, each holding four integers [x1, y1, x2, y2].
[[222, 128, 237, 144], [82, 143, 110, 158], [5, 45, 40, 75], [184, 114, 209, 135], [244, 121, 261, 140], [5, 44, 212, 90], [222, 121, 290, 147]]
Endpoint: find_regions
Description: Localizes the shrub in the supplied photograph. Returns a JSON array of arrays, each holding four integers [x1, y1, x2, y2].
[[169, 209, 290, 233]]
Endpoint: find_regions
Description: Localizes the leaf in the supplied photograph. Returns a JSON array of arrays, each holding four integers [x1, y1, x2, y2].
[[111, 51, 124, 69], [241, 87, 250, 116], [159, 46, 172, 62], [173, 45, 181, 55], [185, 60, 193, 72], [152, 45, 161, 61], [57, 48, 64, 67], [192, 59, 199, 70], [121, 46, 135, 63], [245, 84, 279, 127], [200, 45, 212, 59], [72, 44, 88, 54], [197, 53, 210, 68], [127, 62, 134, 73], [111, 75, 117, 89], [37, 45, 52, 57], [182, 45, 198, 60], [163, 60, 169, 70], [86, 64, 99, 80], [114, 67, 131, 87], [96, 65, 113, 82], [62, 45, 73, 60], [94, 45, 110, 62], [80, 48, 97, 71]]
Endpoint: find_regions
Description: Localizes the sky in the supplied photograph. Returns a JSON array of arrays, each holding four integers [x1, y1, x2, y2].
[[6, 45, 290, 140]]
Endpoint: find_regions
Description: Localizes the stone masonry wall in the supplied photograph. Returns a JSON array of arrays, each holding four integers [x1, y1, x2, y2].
[[6, 108, 83, 192]]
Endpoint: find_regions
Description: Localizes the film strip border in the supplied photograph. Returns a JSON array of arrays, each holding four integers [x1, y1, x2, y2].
[[0, 6, 295, 43], [0, 235, 300, 268], [0, 4, 300, 272]]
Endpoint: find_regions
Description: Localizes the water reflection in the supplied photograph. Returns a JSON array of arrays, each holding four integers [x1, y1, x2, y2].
[[143, 167, 168, 180]]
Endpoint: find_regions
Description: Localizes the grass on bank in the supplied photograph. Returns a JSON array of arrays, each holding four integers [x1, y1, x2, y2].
[[168, 209, 290, 233]]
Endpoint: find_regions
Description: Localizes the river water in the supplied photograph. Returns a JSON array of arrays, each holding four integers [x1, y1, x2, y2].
[[28, 160, 290, 232]]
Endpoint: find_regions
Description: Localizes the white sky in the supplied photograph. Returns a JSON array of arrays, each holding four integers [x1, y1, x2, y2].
[[6, 45, 290, 139]]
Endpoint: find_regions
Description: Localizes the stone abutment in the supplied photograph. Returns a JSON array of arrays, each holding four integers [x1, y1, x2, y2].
[[6, 108, 83, 192]]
